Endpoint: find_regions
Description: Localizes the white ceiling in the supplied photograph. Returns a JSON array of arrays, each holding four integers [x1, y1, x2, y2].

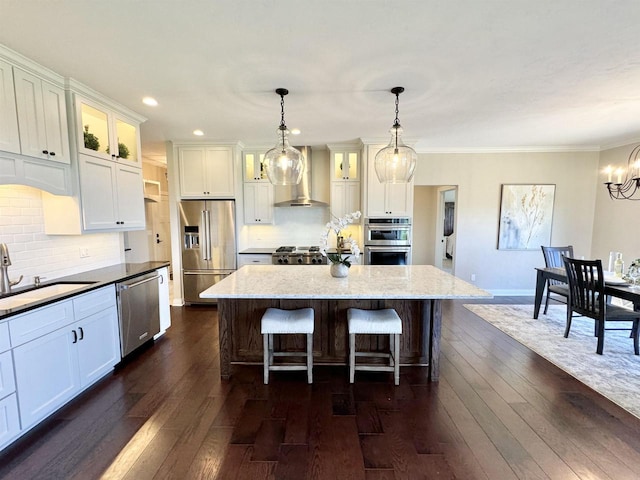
[[2, 0, 640, 162]]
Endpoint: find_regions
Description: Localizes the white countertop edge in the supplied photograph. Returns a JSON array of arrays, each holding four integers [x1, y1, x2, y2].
[[200, 293, 493, 299]]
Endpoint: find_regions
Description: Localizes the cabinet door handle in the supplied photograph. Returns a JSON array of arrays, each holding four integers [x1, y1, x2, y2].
[[78, 327, 84, 340], [49, 151, 56, 156], [42, 150, 48, 155], [72, 330, 78, 343]]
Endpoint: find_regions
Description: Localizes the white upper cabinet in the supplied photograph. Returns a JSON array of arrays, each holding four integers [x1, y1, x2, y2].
[[364, 144, 413, 217], [178, 146, 235, 198], [76, 96, 141, 167], [78, 155, 145, 231], [243, 151, 269, 182], [13, 67, 70, 164], [0, 59, 20, 154], [331, 149, 360, 181], [244, 182, 274, 224], [329, 146, 361, 219]]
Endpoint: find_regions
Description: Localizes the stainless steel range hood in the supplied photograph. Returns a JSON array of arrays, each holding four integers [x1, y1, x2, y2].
[[274, 146, 328, 207]]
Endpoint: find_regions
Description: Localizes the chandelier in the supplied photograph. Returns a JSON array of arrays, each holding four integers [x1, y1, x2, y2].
[[374, 86, 417, 183], [263, 88, 304, 185], [604, 144, 640, 200]]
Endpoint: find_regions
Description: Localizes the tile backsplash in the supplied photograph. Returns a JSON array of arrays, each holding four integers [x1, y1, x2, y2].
[[0, 185, 123, 286]]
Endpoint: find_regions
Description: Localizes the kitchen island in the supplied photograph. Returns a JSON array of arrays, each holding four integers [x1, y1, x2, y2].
[[200, 265, 491, 381]]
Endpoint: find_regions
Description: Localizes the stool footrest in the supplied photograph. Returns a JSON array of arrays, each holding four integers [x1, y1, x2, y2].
[[268, 365, 310, 371], [355, 365, 396, 372], [272, 352, 309, 357], [355, 352, 392, 358]]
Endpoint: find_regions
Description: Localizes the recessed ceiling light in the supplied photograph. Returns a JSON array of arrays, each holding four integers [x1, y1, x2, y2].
[[142, 96, 158, 106], [291, 128, 301, 135], [193, 129, 204, 136]]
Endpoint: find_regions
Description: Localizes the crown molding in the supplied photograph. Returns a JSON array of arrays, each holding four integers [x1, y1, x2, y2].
[[414, 145, 601, 154], [599, 136, 640, 151]]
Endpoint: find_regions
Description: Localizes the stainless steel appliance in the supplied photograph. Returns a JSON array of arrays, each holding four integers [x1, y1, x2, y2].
[[272, 246, 327, 265], [116, 272, 161, 357], [364, 217, 412, 265], [274, 147, 328, 207], [179, 200, 237, 304]]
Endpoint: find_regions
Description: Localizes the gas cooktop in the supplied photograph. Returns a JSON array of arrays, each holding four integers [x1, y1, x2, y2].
[[272, 246, 326, 265]]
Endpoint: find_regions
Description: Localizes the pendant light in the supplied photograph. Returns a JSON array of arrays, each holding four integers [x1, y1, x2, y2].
[[374, 87, 417, 183], [263, 88, 304, 185]]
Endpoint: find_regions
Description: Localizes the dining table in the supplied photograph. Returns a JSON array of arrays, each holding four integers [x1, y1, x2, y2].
[[534, 267, 640, 319]]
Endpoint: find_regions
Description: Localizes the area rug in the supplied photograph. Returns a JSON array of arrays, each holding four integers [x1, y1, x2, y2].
[[463, 304, 640, 419]]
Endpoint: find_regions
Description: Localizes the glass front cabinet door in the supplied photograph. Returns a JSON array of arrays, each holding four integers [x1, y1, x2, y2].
[[332, 150, 359, 181], [77, 97, 141, 166], [243, 151, 268, 182]]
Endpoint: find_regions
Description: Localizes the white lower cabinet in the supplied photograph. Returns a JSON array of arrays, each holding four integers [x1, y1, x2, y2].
[[0, 394, 20, 449], [156, 267, 171, 337], [238, 254, 272, 267], [13, 325, 81, 429], [75, 308, 120, 387], [0, 346, 19, 449], [8, 286, 119, 434]]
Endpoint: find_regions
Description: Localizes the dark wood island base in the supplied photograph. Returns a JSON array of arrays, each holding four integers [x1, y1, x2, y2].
[[217, 297, 442, 381]]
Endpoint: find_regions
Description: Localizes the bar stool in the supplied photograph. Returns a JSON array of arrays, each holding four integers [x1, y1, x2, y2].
[[261, 307, 314, 384], [347, 308, 402, 385]]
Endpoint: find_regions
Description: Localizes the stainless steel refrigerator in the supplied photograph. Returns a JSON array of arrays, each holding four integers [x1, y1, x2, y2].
[[179, 200, 237, 304]]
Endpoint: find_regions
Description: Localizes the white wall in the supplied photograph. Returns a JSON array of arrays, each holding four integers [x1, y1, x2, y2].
[[413, 150, 600, 294], [412, 186, 438, 265], [0, 185, 124, 286], [592, 143, 640, 267]]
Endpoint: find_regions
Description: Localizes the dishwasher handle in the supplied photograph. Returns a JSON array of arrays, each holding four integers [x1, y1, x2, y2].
[[118, 274, 161, 290]]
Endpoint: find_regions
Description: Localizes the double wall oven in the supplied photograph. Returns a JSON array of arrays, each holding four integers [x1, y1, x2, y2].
[[364, 217, 412, 265]]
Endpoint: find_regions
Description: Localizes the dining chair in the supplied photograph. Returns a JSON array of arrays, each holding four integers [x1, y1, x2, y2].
[[541, 245, 574, 314], [562, 257, 639, 355]]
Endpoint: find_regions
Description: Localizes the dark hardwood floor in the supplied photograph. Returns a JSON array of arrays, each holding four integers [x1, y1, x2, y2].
[[2, 297, 640, 479]]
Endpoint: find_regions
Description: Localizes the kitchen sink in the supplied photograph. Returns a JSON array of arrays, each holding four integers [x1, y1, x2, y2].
[[0, 282, 94, 310]]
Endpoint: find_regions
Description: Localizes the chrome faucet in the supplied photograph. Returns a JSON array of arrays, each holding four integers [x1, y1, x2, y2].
[[0, 243, 23, 294]]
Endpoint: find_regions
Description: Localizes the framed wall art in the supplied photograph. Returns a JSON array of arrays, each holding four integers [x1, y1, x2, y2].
[[497, 184, 555, 250]]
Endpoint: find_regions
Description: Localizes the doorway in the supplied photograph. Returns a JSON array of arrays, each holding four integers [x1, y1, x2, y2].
[[412, 185, 457, 273], [437, 188, 456, 274]]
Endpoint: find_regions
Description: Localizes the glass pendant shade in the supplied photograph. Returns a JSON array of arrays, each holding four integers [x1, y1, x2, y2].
[[264, 126, 304, 185], [374, 86, 417, 183], [374, 125, 417, 183], [263, 88, 304, 185]]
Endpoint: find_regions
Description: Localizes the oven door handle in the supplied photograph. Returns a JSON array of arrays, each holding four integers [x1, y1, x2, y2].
[[365, 246, 411, 252]]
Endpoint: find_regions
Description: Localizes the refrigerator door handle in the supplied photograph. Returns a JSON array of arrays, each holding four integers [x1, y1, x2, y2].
[[200, 210, 209, 261], [204, 209, 212, 260]]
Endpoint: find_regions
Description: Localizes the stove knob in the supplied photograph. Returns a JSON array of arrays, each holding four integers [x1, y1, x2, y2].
[[278, 258, 284, 264], [283, 258, 289, 264], [312, 258, 318, 264], [297, 257, 303, 264]]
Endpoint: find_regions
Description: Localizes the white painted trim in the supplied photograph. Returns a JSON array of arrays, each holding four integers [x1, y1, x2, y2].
[[415, 145, 601, 154], [0, 44, 65, 88], [599, 138, 640, 151], [66, 78, 147, 123]]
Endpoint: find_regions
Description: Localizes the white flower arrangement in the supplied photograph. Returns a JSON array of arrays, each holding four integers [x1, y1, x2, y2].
[[319, 211, 362, 267]]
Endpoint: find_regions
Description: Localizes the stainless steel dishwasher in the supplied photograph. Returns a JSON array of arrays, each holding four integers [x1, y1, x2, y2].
[[116, 271, 161, 357]]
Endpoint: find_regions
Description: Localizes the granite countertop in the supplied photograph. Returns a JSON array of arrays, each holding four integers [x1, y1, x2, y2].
[[200, 264, 492, 300], [0, 261, 170, 320]]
